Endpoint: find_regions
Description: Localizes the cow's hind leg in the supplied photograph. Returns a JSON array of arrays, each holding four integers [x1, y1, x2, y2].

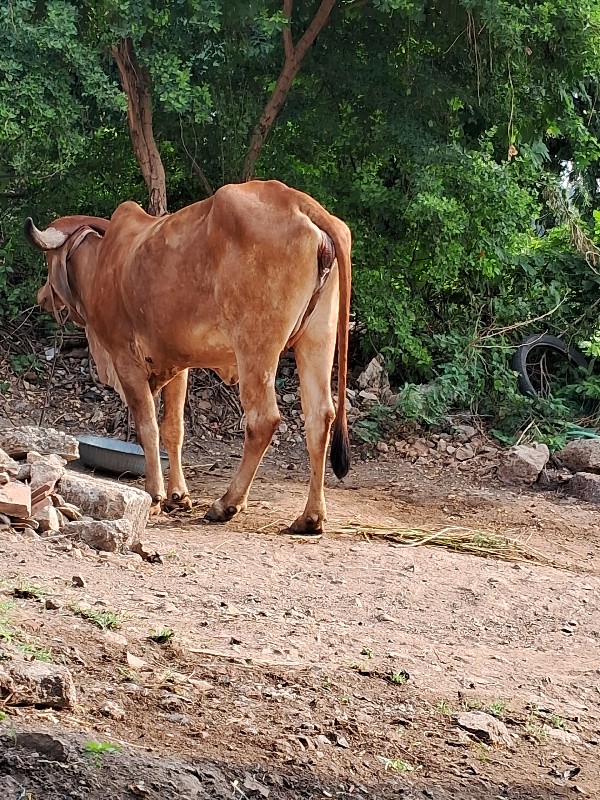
[[118, 369, 165, 514], [205, 362, 280, 522], [160, 369, 192, 511], [284, 295, 338, 538]]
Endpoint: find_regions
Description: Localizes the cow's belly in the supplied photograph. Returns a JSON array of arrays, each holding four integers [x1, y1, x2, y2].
[[147, 325, 238, 384]]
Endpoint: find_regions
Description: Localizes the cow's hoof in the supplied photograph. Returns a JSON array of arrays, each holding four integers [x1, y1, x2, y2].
[[281, 514, 324, 540], [162, 493, 193, 512], [204, 500, 240, 523], [150, 497, 164, 516]]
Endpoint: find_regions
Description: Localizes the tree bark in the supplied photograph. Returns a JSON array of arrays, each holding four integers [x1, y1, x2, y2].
[[112, 38, 167, 216], [241, 0, 337, 181]]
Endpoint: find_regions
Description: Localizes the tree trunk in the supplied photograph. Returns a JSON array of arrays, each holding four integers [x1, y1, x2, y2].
[[241, 0, 336, 181], [112, 38, 167, 216]]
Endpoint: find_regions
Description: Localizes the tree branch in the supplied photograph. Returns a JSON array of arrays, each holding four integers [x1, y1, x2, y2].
[[241, 0, 336, 181], [179, 119, 214, 197], [283, 0, 294, 61], [112, 38, 167, 216]]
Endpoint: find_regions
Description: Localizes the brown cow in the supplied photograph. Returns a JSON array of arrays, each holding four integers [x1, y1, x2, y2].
[[26, 180, 351, 537]]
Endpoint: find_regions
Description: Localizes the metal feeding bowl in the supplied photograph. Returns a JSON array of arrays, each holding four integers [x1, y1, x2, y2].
[[77, 434, 169, 478]]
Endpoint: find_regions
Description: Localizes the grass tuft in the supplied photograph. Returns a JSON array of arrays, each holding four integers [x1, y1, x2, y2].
[[436, 699, 454, 716], [70, 604, 122, 630], [83, 740, 122, 766], [378, 756, 414, 773], [148, 627, 175, 644], [13, 582, 46, 600]]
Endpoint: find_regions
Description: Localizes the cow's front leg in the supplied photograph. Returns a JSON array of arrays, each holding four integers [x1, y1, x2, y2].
[[205, 362, 280, 522], [160, 370, 192, 511], [119, 370, 165, 514]]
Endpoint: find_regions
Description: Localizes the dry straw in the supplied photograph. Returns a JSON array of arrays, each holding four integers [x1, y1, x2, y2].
[[333, 523, 564, 568]]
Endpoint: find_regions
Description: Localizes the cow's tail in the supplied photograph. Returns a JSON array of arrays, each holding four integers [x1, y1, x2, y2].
[[302, 201, 352, 480]]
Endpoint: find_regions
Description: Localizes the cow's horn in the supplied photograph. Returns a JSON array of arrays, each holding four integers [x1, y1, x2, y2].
[[24, 218, 68, 251]]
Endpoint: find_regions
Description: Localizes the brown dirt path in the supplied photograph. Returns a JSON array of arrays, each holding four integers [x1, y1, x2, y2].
[[1, 454, 599, 798]]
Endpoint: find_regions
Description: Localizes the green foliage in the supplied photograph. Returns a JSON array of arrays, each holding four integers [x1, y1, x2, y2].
[[1, 0, 600, 435], [148, 627, 175, 644], [83, 740, 122, 766], [70, 604, 123, 630]]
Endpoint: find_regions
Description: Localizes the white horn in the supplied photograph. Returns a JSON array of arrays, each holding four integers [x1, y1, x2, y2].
[[24, 217, 68, 251]]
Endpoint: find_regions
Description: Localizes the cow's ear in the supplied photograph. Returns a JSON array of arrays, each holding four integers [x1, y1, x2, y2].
[[46, 249, 83, 324]]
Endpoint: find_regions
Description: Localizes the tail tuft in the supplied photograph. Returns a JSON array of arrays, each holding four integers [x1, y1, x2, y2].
[[330, 418, 350, 479]]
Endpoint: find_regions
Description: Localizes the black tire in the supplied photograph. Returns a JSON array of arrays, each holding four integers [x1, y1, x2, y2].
[[512, 333, 590, 398]]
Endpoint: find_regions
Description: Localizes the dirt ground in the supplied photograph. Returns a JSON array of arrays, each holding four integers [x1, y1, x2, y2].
[[1, 437, 599, 799]]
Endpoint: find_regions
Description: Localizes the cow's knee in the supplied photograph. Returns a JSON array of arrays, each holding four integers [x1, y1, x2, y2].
[[245, 408, 281, 442], [305, 401, 334, 430]]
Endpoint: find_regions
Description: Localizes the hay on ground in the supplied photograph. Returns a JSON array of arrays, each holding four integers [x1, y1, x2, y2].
[[333, 523, 563, 568]]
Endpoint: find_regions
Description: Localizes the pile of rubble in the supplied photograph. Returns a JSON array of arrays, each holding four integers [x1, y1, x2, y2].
[[496, 437, 600, 503], [0, 426, 151, 551], [556, 438, 600, 503]]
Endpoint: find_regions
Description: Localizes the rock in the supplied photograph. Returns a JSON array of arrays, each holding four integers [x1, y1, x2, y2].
[[100, 700, 126, 720], [558, 439, 600, 474], [455, 445, 475, 461], [456, 711, 513, 747], [408, 438, 431, 458], [0, 481, 31, 519], [72, 574, 86, 588], [376, 441, 389, 454], [565, 472, 600, 504], [60, 472, 151, 541], [53, 501, 82, 521], [126, 652, 148, 670], [0, 426, 79, 461], [1, 658, 76, 708], [0, 447, 19, 476], [64, 518, 136, 553], [16, 730, 71, 762], [102, 630, 129, 648], [541, 725, 581, 744], [30, 461, 64, 497], [33, 499, 62, 534], [357, 354, 385, 391], [26, 451, 67, 468], [455, 424, 477, 440], [174, 771, 202, 799], [45, 597, 62, 610], [358, 390, 379, 403], [242, 774, 269, 798], [131, 540, 163, 563], [188, 678, 213, 692], [497, 443, 549, 485], [16, 464, 31, 481]]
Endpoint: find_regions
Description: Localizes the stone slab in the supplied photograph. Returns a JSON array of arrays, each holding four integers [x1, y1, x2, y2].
[[60, 471, 150, 540], [0, 426, 79, 461], [0, 481, 31, 519]]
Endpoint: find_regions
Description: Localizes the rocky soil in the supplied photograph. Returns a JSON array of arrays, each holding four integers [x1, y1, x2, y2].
[[0, 339, 599, 799]]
